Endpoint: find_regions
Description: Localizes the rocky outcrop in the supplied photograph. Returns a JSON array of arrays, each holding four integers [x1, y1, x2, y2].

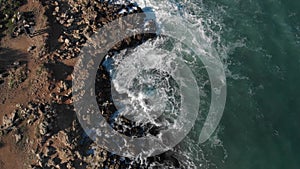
[[42, 0, 155, 60], [0, 0, 178, 168]]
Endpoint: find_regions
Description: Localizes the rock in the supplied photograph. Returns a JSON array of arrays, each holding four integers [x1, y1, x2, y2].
[[46, 158, 55, 167], [64, 38, 70, 45], [55, 7, 60, 13], [58, 131, 70, 146], [15, 133, 22, 143], [36, 153, 41, 161], [38, 161, 43, 168], [13, 61, 20, 66], [66, 162, 73, 169], [27, 118, 34, 125], [62, 81, 70, 90], [58, 35, 64, 43], [16, 104, 22, 108], [58, 80, 64, 90], [64, 89, 72, 97], [50, 93, 56, 98], [30, 165, 42, 169], [45, 146, 56, 156], [39, 121, 49, 135], [74, 151, 82, 160], [2, 113, 15, 128], [28, 102, 34, 110], [19, 109, 27, 119], [27, 46, 36, 52], [67, 18, 74, 24]]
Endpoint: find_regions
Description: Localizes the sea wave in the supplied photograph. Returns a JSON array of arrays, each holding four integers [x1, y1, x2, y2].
[[106, 0, 238, 168]]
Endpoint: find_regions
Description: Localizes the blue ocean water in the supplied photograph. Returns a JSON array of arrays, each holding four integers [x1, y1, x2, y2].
[[181, 0, 300, 168], [213, 0, 300, 168], [112, 0, 300, 168]]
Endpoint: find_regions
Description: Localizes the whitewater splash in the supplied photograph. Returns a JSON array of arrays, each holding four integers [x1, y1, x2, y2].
[[73, 0, 228, 168], [110, 43, 186, 126], [112, 0, 227, 144]]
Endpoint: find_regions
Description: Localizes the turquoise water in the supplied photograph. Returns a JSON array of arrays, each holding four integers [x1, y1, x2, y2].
[[192, 0, 300, 168]]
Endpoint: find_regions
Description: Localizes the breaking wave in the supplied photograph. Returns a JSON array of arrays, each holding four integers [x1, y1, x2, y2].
[[102, 0, 238, 168]]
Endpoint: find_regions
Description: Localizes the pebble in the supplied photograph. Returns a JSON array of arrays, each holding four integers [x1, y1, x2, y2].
[[27, 45, 36, 52], [55, 7, 60, 13], [15, 133, 22, 143], [13, 61, 20, 66]]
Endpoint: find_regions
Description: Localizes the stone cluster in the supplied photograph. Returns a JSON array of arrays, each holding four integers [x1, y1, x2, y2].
[[46, 0, 146, 60], [11, 11, 36, 38]]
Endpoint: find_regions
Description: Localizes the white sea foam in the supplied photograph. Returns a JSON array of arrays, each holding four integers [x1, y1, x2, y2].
[[111, 40, 181, 126], [107, 0, 236, 167]]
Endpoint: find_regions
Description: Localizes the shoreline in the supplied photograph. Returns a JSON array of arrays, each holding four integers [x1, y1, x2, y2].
[[0, 0, 181, 168]]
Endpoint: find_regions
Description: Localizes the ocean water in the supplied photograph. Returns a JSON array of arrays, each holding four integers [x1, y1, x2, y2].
[[108, 0, 300, 168]]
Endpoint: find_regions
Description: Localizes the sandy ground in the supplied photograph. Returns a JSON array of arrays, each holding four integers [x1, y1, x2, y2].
[[0, 0, 50, 168]]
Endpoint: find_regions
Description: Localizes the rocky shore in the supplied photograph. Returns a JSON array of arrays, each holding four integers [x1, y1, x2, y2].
[[0, 0, 181, 168]]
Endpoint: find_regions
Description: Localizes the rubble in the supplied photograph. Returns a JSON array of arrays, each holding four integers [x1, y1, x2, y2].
[[1, 111, 17, 130], [11, 11, 36, 38], [40, 0, 155, 60]]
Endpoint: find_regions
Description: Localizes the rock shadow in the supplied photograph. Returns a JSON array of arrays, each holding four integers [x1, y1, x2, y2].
[[44, 60, 73, 82], [0, 48, 28, 84], [40, 1, 68, 53]]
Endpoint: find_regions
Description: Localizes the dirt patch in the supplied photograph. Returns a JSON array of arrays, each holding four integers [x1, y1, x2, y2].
[[0, 0, 50, 168]]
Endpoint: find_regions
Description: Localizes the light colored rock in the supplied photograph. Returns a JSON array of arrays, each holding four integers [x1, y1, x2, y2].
[[55, 7, 60, 13], [39, 121, 48, 135], [2, 114, 13, 128], [27, 118, 33, 125], [27, 46, 36, 52], [65, 38, 70, 45], [67, 18, 74, 24], [58, 130, 70, 146], [15, 133, 22, 143], [13, 61, 20, 66]]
